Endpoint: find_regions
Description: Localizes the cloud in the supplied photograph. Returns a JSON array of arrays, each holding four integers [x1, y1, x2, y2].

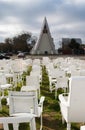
[[63, 0, 85, 5], [0, 0, 85, 48]]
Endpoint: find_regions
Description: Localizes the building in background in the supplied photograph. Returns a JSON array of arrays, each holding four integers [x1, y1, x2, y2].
[[62, 38, 82, 54]]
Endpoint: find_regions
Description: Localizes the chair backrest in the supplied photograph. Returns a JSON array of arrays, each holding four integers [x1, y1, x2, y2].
[[9, 91, 38, 116], [57, 77, 68, 89], [0, 73, 7, 85], [68, 76, 85, 122], [80, 70, 85, 76], [70, 70, 80, 76], [26, 75, 40, 88]]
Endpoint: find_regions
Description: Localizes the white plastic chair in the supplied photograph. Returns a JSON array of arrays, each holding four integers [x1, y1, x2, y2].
[[59, 76, 85, 130], [0, 115, 36, 130], [9, 91, 45, 130]]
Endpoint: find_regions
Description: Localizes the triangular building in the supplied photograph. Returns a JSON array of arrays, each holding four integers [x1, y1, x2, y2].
[[31, 17, 56, 54]]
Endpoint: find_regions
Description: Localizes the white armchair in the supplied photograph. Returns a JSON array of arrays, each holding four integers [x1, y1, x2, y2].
[[9, 91, 45, 130], [59, 76, 85, 130]]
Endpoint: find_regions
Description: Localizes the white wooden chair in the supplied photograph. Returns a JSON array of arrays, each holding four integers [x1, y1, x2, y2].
[[9, 91, 45, 130], [21, 75, 40, 97], [49, 69, 65, 92], [59, 76, 85, 130], [55, 77, 68, 99], [0, 73, 12, 97], [0, 73, 12, 89], [0, 115, 36, 130]]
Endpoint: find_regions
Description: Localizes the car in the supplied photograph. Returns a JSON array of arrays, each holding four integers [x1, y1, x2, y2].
[[0, 54, 10, 59], [5, 52, 13, 56], [17, 52, 25, 58]]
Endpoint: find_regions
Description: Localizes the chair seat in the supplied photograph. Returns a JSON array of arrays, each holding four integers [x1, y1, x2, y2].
[[5, 73, 13, 78], [1, 84, 12, 89], [21, 86, 38, 91], [10, 113, 34, 117], [10, 107, 42, 117]]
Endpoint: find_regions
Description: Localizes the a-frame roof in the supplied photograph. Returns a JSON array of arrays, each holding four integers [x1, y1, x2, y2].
[[31, 17, 55, 54]]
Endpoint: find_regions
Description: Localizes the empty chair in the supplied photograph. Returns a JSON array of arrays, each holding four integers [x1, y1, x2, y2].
[[21, 75, 40, 97], [13, 71, 23, 88], [49, 69, 65, 92], [9, 91, 45, 130], [0, 73, 12, 89], [0, 73, 12, 97], [55, 77, 68, 98], [30, 70, 42, 83], [59, 76, 85, 130], [0, 115, 36, 130]]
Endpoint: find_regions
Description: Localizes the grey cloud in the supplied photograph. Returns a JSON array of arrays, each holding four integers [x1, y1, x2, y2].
[[0, 0, 85, 44]]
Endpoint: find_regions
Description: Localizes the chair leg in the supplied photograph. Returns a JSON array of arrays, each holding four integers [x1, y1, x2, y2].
[[55, 89, 57, 99], [38, 88, 41, 98], [13, 123, 19, 130], [39, 114, 42, 130], [67, 123, 71, 130], [3, 123, 9, 130], [30, 117, 36, 130], [50, 85, 52, 93], [62, 116, 65, 124]]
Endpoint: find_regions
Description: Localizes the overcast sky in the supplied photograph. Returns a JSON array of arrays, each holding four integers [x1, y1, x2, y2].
[[0, 0, 85, 48]]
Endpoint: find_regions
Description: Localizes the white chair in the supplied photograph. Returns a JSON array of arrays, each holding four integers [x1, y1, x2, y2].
[[55, 77, 68, 99], [59, 76, 85, 130], [49, 69, 65, 92], [0, 73, 12, 89], [21, 75, 40, 97], [80, 125, 85, 130], [9, 91, 45, 130], [0, 73, 12, 97], [0, 115, 36, 130]]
